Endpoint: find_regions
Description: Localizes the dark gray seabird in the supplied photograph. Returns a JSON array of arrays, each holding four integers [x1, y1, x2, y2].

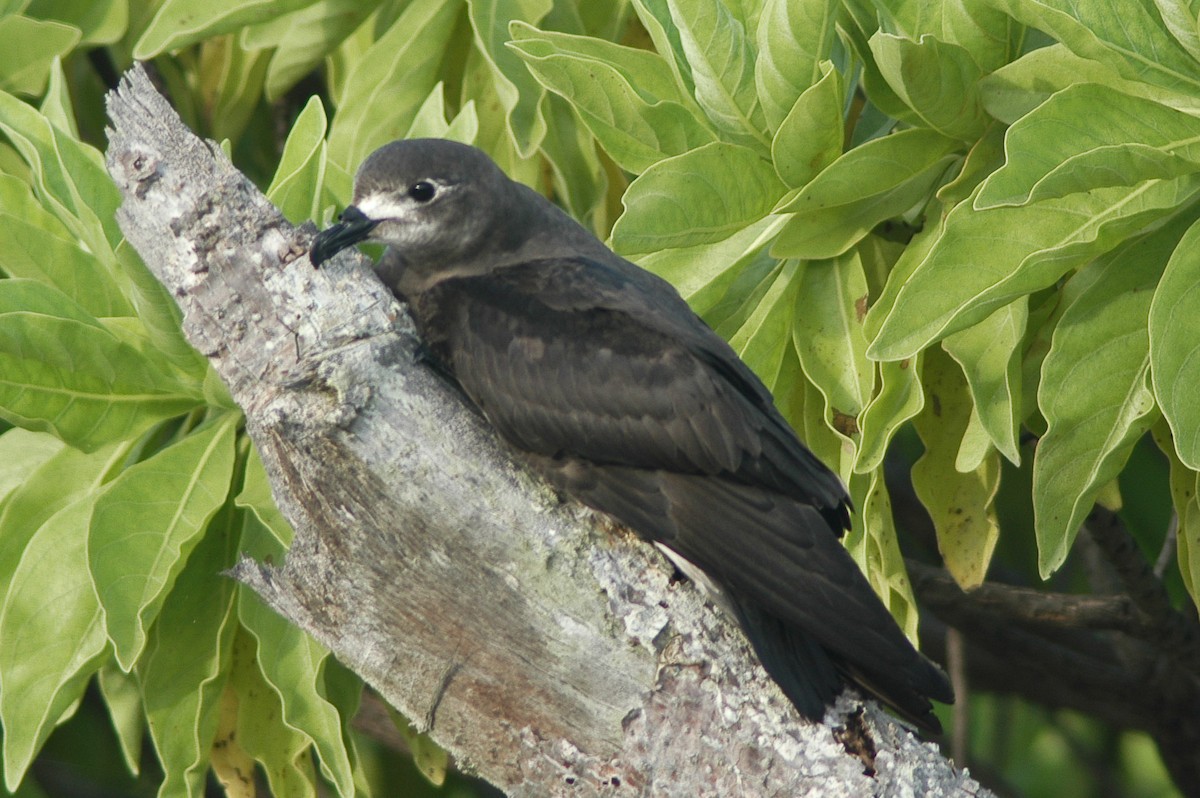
[[311, 138, 953, 732]]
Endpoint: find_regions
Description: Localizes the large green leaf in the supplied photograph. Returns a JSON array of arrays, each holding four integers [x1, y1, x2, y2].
[[630, 0, 696, 96], [753, 0, 838, 132], [612, 142, 784, 254], [867, 175, 1200, 361], [237, 511, 356, 798], [469, 0, 552, 156], [977, 83, 1200, 209], [727, 258, 801, 392], [0, 291, 199, 450], [0, 87, 121, 255], [942, 297, 1026, 464], [326, 0, 464, 169], [90, 413, 238, 669], [869, 32, 988, 141], [770, 60, 844, 189], [139, 521, 238, 798], [509, 22, 715, 173], [912, 347, 1001, 589], [636, 215, 778, 317], [26, 0, 127, 44], [845, 471, 919, 643], [267, 96, 329, 225], [0, 496, 107, 791], [1032, 220, 1183, 576], [0, 15, 80, 96], [0, 439, 129, 604], [241, 0, 381, 100], [1149, 216, 1200, 470], [224, 625, 319, 798], [771, 128, 961, 259], [982, 0, 1200, 97], [855, 355, 924, 474], [666, 0, 768, 148], [135, 0, 317, 56], [0, 176, 132, 317], [791, 252, 874, 423]]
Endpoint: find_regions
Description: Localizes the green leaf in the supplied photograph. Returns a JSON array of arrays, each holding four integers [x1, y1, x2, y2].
[[238, 520, 356, 797], [325, 0, 464, 170], [1150, 216, 1200, 470], [855, 354, 923, 473], [0, 300, 199, 451], [630, 0, 696, 96], [26, 0, 127, 44], [770, 60, 844, 188], [98, 660, 145, 778], [1156, 0, 1200, 61], [39, 58, 79, 140], [394, 712, 450, 787], [225, 626, 319, 798], [234, 444, 293, 547], [0, 88, 122, 255], [978, 43, 1166, 127], [912, 347, 1001, 589], [0, 496, 107, 791], [772, 128, 961, 259], [134, 0, 317, 57], [977, 84, 1200, 209], [0, 429, 63, 508], [199, 36, 270, 145], [638, 215, 777, 309], [753, 0, 838, 132], [538, 92, 605, 226], [983, 0, 1200, 97], [612, 142, 785, 255], [666, 0, 768, 148], [469, 0, 552, 156], [727, 259, 801, 391], [942, 298, 1026, 464], [869, 32, 987, 141], [1153, 420, 1200, 603], [403, 82, 479, 144], [867, 175, 1200, 361], [0, 439, 129, 605], [139, 522, 238, 798], [268, 96, 329, 226], [1032, 221, 1182, 576], [242, 0, 381, 100], [508, 22, 716, 173], [845, 471, 919, 643], [0, 15, 80, 96], [792, 252, 874, 425], [0, 178, 132, 317], [90, 414, 238, 669]]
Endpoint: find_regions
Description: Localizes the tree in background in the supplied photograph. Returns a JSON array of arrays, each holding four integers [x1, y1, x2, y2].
[[0, 0, 1196, 796]]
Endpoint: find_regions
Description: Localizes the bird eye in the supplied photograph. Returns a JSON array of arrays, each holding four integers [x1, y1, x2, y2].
[[408, 181, 436, 202]]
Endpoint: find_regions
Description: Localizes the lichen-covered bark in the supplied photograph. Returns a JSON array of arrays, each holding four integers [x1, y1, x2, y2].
[[105, 64, 987, 798]]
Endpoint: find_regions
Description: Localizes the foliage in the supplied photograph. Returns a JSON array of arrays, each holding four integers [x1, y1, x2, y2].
[[0, 0, 1194, 796]]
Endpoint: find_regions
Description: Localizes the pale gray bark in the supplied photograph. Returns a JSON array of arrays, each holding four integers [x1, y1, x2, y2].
[[105, 63, 988, 798]]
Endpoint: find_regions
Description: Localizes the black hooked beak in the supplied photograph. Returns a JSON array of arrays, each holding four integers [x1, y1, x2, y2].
[[310, 205, 380, 267]]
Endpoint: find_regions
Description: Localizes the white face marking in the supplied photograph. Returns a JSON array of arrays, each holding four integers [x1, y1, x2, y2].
[[354, 192, 408, 220]]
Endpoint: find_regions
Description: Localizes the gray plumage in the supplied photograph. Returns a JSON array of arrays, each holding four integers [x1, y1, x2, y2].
[[310, 139, 953, 731]]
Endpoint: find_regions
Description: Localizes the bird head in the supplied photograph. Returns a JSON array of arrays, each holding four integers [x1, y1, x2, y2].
[[310, 139, 512, 269]]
